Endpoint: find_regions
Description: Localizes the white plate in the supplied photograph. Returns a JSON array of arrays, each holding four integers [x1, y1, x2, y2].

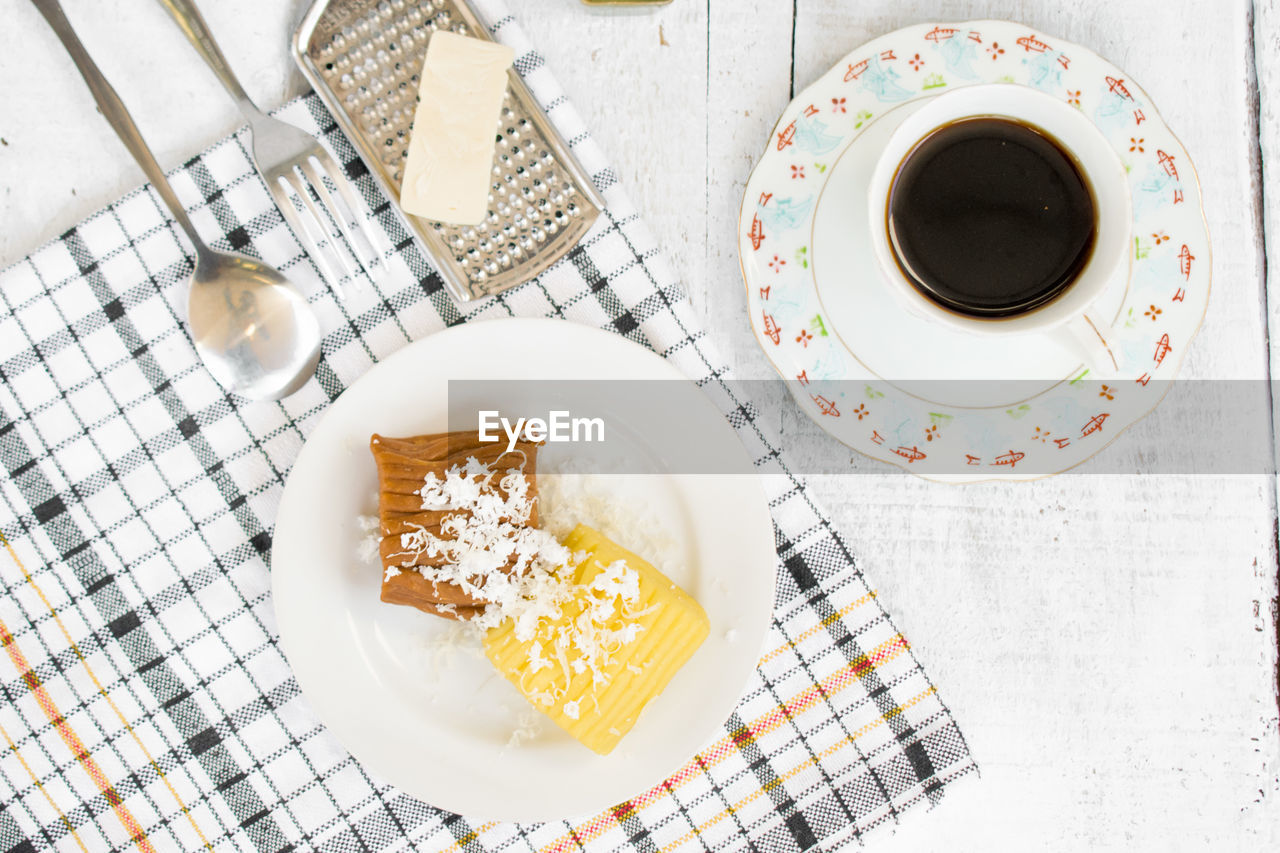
[[271, 317, 776, 821]]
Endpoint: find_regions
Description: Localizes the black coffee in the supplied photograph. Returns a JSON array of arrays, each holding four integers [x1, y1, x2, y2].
[[886, 117, 1096, 318]]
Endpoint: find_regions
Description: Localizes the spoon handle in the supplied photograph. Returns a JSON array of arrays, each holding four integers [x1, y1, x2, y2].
[[30, 0, 210, 255], [154, 0, 262, 119]]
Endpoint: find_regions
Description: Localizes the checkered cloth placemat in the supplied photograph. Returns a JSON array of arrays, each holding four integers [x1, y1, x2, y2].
[[0, 3, 975, 850]]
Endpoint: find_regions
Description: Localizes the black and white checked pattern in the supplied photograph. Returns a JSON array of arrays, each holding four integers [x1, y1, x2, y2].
[[0, 4, 975, 850]]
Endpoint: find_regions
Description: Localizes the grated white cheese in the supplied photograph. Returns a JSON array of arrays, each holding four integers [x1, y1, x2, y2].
[[506, 707, 544, 748], [537, 459, 679, 579], [399, 452, 662, 722], [356, 514, 382, 565], [386, 452, 579, 637], [429, 621, 483, 662], [419, 620, 486, 683]]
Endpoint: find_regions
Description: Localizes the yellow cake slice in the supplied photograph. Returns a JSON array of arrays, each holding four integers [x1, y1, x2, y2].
[[483, 524, 709, 755]]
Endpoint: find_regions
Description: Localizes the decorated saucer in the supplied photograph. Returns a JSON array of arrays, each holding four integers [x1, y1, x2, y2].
[[739, 20, 1209, 480]]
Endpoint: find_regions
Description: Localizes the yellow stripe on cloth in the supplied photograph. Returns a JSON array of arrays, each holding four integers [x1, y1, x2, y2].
[[1, 532, 213, 851], [656, 686, 941, 852], [539, 633, 911, 853], [0, 616, 156, 852], [757, 590, 878, 668], [0, 716, 90, 852]]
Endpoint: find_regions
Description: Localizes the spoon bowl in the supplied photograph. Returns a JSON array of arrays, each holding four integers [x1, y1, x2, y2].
[[188, 250, 322, 400]]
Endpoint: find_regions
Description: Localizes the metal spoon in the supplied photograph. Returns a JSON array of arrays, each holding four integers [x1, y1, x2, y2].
[[31, 0, 322, 401]]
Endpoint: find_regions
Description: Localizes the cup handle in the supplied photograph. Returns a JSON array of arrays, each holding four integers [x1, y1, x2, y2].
[[1053, 309, 1122, 378]]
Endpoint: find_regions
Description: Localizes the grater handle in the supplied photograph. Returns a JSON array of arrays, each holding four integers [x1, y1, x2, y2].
[[29, 0, 210, 254], [155, 0, 262, 117]]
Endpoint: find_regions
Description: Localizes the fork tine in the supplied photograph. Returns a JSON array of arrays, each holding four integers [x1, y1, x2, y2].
[[266, 175, 345, 294], [284, 169, 360, 288], [300, 156, 375, 282], [310, 146, 389, 272]]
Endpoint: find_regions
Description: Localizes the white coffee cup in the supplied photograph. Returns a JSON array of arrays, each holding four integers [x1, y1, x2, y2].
[[866, 84, 1131, 377]]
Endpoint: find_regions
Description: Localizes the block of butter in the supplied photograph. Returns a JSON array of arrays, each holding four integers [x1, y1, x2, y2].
[[485, 525, 710, 755], [399, 31, 515, 225]]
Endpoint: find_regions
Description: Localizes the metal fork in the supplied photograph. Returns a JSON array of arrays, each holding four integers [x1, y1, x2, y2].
[[156, 0, 386, 293]]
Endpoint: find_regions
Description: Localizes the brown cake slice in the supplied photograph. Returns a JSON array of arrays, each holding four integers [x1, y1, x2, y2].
[[370, 431, 539, 620]]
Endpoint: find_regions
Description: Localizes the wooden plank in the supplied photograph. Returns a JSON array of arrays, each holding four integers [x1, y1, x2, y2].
[[785, 0, 1280, 848], [515, 0, 709, 291], [1253, 0, 1280, 836], [529, 0, 800, 430], [0, 0, 307, 267], [534, 3, 1280, 843], [701, 0, 808, 447], [0, 0, 1275, 845]]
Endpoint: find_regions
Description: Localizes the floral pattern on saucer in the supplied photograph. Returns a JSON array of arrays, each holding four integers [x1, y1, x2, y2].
[[740, 20, 1209, 480]]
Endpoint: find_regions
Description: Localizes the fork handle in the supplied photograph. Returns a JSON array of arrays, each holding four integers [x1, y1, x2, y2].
[[155, 0, 261, 118], [30, 0, 209, 254]]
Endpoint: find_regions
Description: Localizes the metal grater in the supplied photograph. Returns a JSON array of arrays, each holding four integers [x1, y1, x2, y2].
[[292, 0, 605, 302]]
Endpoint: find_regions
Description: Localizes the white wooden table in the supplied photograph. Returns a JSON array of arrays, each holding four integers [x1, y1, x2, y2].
[[2, 0, 1278, 848]]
